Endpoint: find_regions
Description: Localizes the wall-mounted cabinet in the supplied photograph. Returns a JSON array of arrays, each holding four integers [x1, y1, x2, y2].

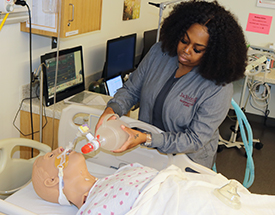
[[20, 0, 102, 38]]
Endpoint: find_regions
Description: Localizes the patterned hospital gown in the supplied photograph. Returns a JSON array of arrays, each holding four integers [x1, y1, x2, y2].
[[77, 163, 158, 215]]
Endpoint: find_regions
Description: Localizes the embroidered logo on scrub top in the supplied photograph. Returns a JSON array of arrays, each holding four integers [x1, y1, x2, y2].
[[179, 93, 197, 107]]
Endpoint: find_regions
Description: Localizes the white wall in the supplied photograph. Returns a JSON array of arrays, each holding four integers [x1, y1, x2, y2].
[[218, 0, 275, 118], [0, 0, 274, 140], [218, 0, 275, 47]]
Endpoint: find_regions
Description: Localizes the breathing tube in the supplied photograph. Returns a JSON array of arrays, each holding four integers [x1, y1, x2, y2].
[[231, 98, 255, 188], [55, 146, 72, 206]]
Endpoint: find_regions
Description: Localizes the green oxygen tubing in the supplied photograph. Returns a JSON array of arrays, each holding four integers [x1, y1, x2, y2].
[[231, 98, 255, 188]]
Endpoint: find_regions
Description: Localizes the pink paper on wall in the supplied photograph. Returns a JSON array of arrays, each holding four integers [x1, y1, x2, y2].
[[246, 13, 273, 35]]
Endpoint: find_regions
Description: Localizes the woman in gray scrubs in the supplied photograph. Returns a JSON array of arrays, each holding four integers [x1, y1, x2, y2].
[[96, 0, 247, 168]]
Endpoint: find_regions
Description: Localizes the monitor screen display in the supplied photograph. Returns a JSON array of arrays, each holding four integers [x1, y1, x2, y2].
[[105, 75, 123, 97], [103, 33, 136, 80], [41, 46, 85, 106]]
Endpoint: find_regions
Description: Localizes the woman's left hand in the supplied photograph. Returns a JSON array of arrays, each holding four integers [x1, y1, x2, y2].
[[112, 125, 147, 153]]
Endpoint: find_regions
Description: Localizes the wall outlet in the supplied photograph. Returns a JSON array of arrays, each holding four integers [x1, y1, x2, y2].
[[0, 0, 31, 24], [52, 37, 57, 49]]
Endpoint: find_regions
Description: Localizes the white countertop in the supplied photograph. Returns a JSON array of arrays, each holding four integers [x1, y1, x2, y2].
[[21, 91, 139, 120], [21, 91, 112, 119]]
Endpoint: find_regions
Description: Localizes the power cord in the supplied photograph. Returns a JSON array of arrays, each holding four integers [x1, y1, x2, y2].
[[15, 0, 34, 140], [247, 80, 270, 108], [13, 97, 48, 137], [14, 0, 27, 6]]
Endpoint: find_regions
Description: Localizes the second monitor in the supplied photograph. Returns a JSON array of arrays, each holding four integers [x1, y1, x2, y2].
[[102, 33, 137, 80]]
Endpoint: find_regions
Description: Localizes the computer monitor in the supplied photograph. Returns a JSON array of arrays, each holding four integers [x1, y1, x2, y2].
[[102, 33, 136, 80], [41, 46, 85, 106], [105, 75, 123, 97], [137, 29, 157, 66]]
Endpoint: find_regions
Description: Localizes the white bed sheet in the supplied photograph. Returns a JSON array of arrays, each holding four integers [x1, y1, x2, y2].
[[5, 182, 78, 215], [127, 165, 275, 215]]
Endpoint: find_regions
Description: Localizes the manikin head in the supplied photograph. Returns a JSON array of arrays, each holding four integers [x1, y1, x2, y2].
[[32, 147, 97, 209]]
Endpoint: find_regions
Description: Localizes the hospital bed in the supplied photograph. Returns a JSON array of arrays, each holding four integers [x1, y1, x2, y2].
[[1, 104, 275, 214]]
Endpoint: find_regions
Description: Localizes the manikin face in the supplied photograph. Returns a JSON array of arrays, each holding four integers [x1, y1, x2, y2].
[[37, 147, 89, 181], [177, 23, 209, 71], [32, 147, 96, 208]]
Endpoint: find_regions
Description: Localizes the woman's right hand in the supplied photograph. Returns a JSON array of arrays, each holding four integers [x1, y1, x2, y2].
[[95, 107, 115, 133]]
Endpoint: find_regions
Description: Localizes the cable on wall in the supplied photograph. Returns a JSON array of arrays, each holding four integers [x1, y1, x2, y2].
[[15, 0, 34, 140], [13, 97, 48, 136], [0, 13, 9, 31]]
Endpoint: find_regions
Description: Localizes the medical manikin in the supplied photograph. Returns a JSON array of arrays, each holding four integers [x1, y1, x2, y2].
[[31, 147, 158, 214]]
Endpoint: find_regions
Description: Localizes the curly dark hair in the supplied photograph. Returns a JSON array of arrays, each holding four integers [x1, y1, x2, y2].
[[160, 0, 247, 85]]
